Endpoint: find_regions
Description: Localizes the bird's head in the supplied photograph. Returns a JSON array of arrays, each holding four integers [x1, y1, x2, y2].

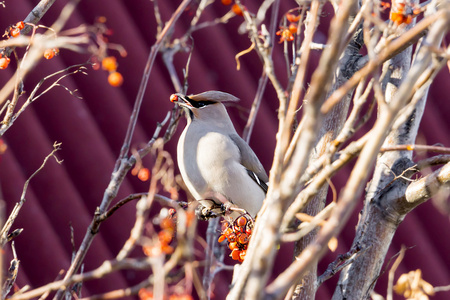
[[170, 91, 239, 122]]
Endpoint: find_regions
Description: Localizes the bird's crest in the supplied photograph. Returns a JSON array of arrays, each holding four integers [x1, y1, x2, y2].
[[189, 91, 239, 103]]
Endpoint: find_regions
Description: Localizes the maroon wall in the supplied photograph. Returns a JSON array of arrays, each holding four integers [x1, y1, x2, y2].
[[0, 1, 448, 299]]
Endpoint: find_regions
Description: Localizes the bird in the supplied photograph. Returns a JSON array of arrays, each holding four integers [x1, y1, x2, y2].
[[170, 91, 268, 220]]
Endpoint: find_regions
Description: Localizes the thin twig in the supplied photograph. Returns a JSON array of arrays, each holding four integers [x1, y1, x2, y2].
[[387, 245, 406, 300], [0, 142, 62, 246], [317, 243, 366, 287]]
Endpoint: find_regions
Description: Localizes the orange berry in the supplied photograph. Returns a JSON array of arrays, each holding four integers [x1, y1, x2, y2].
[[231, 248, 240, 260], [231, 3, 243, 16], [161, 243, 174, 254], [108, 71, 123, 87], [170, 94, 178, 102], [239, 250, 247, 261], [236, 216, 247, 227], [160, 217, 175, 230], [218, 235, 226, 243], [221, 0, 232, 5], [16, 21, 25, 30], [237, 233, 249, 244], [227, 232, 236, 243], [158, 230, 173, 244], [0, 57, 10, 69], [10, 28, 20, 38], [44, 49, 55, 59], [276, 27, 295, 43], [286, 13, 300, 23], [137, 167, 150, 181], [101, 56, 117, 71], [138, 288, 154, 300], [229, 242, 237, 250], [223, 227, 233, 236], [289, 23, 298, 35]]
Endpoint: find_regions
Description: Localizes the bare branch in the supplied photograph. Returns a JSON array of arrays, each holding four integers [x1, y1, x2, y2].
[[0, 142, 62, 247]]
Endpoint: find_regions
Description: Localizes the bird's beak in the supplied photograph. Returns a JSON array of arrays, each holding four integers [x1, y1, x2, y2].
[[170, 94, 193, 108]]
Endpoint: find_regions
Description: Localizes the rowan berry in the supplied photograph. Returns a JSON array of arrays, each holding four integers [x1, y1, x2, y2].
[[101, 56, 117, 72], [237, 233, 249, 244], [286, 13, 300, 23], [108, 71, 123, 87], [227, 232, 236, 243], [239, 250, 247, 261], [158, 230, 173, 244], [221, 0, 232, 5], [0, 57, 10, 69], [160, 243, 174, 254], [231, 4, 243, 16], [160, 217, 176, 231], [289, 23, 298, 35], [16, 21, 25, 30], [276, 27, 294, 43], [10, 28, 20, 38], [138, 288, 153, 300], [228, 242, 237, 250], [231, 248, 240, 260], [44, 49, 55, 59], [137, 167, 150, 181], [237, 216, 247, 227]]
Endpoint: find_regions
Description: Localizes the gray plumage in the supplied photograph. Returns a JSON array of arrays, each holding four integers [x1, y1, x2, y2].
[[172, 91, 268, 219]]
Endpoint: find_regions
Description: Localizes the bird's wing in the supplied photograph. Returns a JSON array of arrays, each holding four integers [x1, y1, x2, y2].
[[229, 133, 269, 193]]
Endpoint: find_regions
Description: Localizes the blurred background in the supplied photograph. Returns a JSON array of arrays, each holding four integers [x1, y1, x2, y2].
[[0, 0, 448, 299]]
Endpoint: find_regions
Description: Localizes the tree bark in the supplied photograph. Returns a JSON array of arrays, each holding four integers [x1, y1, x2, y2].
[[333, 3, 450, 298]]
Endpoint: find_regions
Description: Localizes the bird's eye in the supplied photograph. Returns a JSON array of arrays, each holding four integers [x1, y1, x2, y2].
[[197, 102, 207, 108]]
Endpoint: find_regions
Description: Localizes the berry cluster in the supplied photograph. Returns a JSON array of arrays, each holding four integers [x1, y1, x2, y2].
[[86, 17, 126, 87], [143, 213, 176, 257], [7, 21, 24, 38], [131, 166, 150, 182], [276, 13, 300, 43], [100, 56, 124, 87], [0, 21, 25, 69], [389, 0, 421, 25], [218, 215, 253, 262]]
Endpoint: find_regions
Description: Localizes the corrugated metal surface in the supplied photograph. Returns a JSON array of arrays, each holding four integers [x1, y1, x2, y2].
[[0, 0, 448, 299]]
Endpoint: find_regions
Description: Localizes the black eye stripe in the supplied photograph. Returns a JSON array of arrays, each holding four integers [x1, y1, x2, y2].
[[195, 101, 216, 108], [184, 96, 216, 108]]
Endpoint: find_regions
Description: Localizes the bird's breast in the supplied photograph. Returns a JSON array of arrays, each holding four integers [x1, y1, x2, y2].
[[178, 127, 240, 195]]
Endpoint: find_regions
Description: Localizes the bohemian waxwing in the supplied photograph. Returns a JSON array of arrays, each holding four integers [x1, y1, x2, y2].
[[170, 91, 268, 220]]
